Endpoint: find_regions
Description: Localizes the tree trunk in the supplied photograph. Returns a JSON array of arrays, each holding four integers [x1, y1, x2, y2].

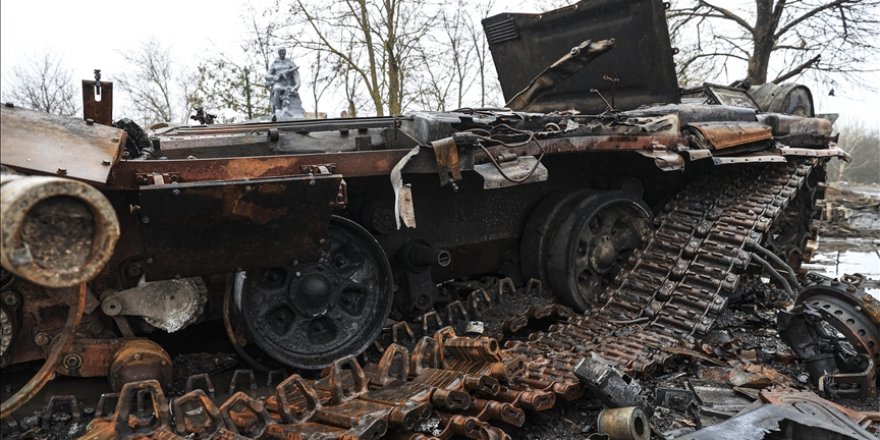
[[357, 0, 384, 116], [746, 0, 776, 85], [244, 68, 253, 120], [385, 0, 401, 115]]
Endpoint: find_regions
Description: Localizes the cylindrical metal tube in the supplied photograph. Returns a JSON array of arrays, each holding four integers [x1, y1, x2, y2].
[[597, 406, 650, 440], [404, 242, 451, 269], [0, 173, 119, 287]]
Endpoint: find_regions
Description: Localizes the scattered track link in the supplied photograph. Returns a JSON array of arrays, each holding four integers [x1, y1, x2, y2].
[[78, 162, 818, 439]]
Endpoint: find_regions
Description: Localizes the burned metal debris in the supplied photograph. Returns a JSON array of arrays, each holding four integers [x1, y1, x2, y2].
[[574, 355, 650, 414], [677, 388, 876, 440]]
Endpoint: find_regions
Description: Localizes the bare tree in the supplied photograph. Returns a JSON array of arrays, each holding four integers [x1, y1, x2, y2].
[[668, 1, 880, 87], [443, 3, 476, 110], [288, 0, 437, 116], [467, 3, 496, 108], [828, 121, 880, 184], [2, 52, 79, 116], [195, 60, 269, 121], [340, 58, 365, 117], [117, 39, 180, 124], [309, 52, 338, 117], [411, 48, 454, 111], [191, 5, 283, 122]]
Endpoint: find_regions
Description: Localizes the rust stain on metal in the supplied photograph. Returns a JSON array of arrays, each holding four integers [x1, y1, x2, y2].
[[0, 283, 86, 419], [0, 106, 124, 185], [107, 150, 421, 189], [221, 189, 288, 224], [687, 121, 773, 150]]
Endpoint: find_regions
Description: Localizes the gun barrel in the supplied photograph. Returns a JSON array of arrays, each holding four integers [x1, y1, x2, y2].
[[0, 172, 120, 287]]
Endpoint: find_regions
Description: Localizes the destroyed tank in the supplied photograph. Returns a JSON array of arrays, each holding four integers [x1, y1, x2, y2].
[[1, 0, 871, 428]]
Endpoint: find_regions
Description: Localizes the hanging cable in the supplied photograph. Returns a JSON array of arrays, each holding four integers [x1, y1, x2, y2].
[[752, 243, 802, 290], [752, 254, 795, 299], [462, 125, 548, 184]]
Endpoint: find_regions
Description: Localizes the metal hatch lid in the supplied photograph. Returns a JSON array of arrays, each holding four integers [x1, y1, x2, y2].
[[482, 0, 680, 114]]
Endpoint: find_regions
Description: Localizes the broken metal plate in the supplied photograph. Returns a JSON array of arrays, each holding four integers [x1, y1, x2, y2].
[[483, 0, 679, 114], [675, 398, 876, 440], [690, 383, 755, 423], [0, 105, 124, 185], [474, 156, 548, 189]]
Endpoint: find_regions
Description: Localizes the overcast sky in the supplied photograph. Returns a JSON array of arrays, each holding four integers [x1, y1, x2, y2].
[[1, 0, 878, 128]]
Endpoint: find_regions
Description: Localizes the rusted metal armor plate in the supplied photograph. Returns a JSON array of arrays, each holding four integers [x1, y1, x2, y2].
[[137, 174, 341, 280], [0, 106, 123, 185]]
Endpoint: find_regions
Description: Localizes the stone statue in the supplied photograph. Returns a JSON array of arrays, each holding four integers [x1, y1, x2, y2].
[[265, 48, 305, 120]]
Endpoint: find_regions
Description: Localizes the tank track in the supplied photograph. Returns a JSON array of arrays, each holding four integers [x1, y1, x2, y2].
[[59, 161, 819, 439], [505, 160, 817, 387]]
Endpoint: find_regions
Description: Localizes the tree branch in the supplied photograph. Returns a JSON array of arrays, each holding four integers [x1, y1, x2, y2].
[[698, 1, 754, 33], [775, 0, 850, 39], [772, 54, 821, 83]]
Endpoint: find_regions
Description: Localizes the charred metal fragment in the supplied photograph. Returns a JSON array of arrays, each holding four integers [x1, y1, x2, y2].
[[677, 388, 876, 440], [574, 355, 650, 415], [779, 273, 880, 399]]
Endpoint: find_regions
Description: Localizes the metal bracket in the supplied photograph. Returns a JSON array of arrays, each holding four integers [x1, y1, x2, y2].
[[300, 164, 337, 175], [331, 179, 348, 208], [101, 278, 207, 332], [431, 137, 462, 187], [473, 156, 548, 189], [135, 172, 180, 186], [82, 71, 113, 125]]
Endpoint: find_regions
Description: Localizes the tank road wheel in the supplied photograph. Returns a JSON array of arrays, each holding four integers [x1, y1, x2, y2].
[[237, 216, 393, 370], [546, 193, 650, 312], [520, 190, 592, 284]]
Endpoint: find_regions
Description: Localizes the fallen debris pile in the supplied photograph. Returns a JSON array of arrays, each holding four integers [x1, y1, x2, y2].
[[820, 185, 880, 239]]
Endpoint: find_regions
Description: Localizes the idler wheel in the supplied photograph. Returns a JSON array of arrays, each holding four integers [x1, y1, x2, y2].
[[798, 282, 880, 370], [237, 216, 392, 369], [546, 193, 650, 311]]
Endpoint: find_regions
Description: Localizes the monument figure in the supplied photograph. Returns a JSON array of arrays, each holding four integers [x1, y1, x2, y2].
[[265, 48, 305, 120]]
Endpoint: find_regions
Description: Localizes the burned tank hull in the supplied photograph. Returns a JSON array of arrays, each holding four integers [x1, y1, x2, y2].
[[0, 100, 846, 371], [0, 0, 861, 425]]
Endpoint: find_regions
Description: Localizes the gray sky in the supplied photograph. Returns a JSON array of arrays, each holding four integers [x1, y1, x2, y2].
[[1, 0, 878, 128]]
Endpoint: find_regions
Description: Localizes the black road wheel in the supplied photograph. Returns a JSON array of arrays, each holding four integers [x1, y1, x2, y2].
[[237, 216, 393, 370], [520, 190, 592, 284], [546, 193, 650, 312]]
